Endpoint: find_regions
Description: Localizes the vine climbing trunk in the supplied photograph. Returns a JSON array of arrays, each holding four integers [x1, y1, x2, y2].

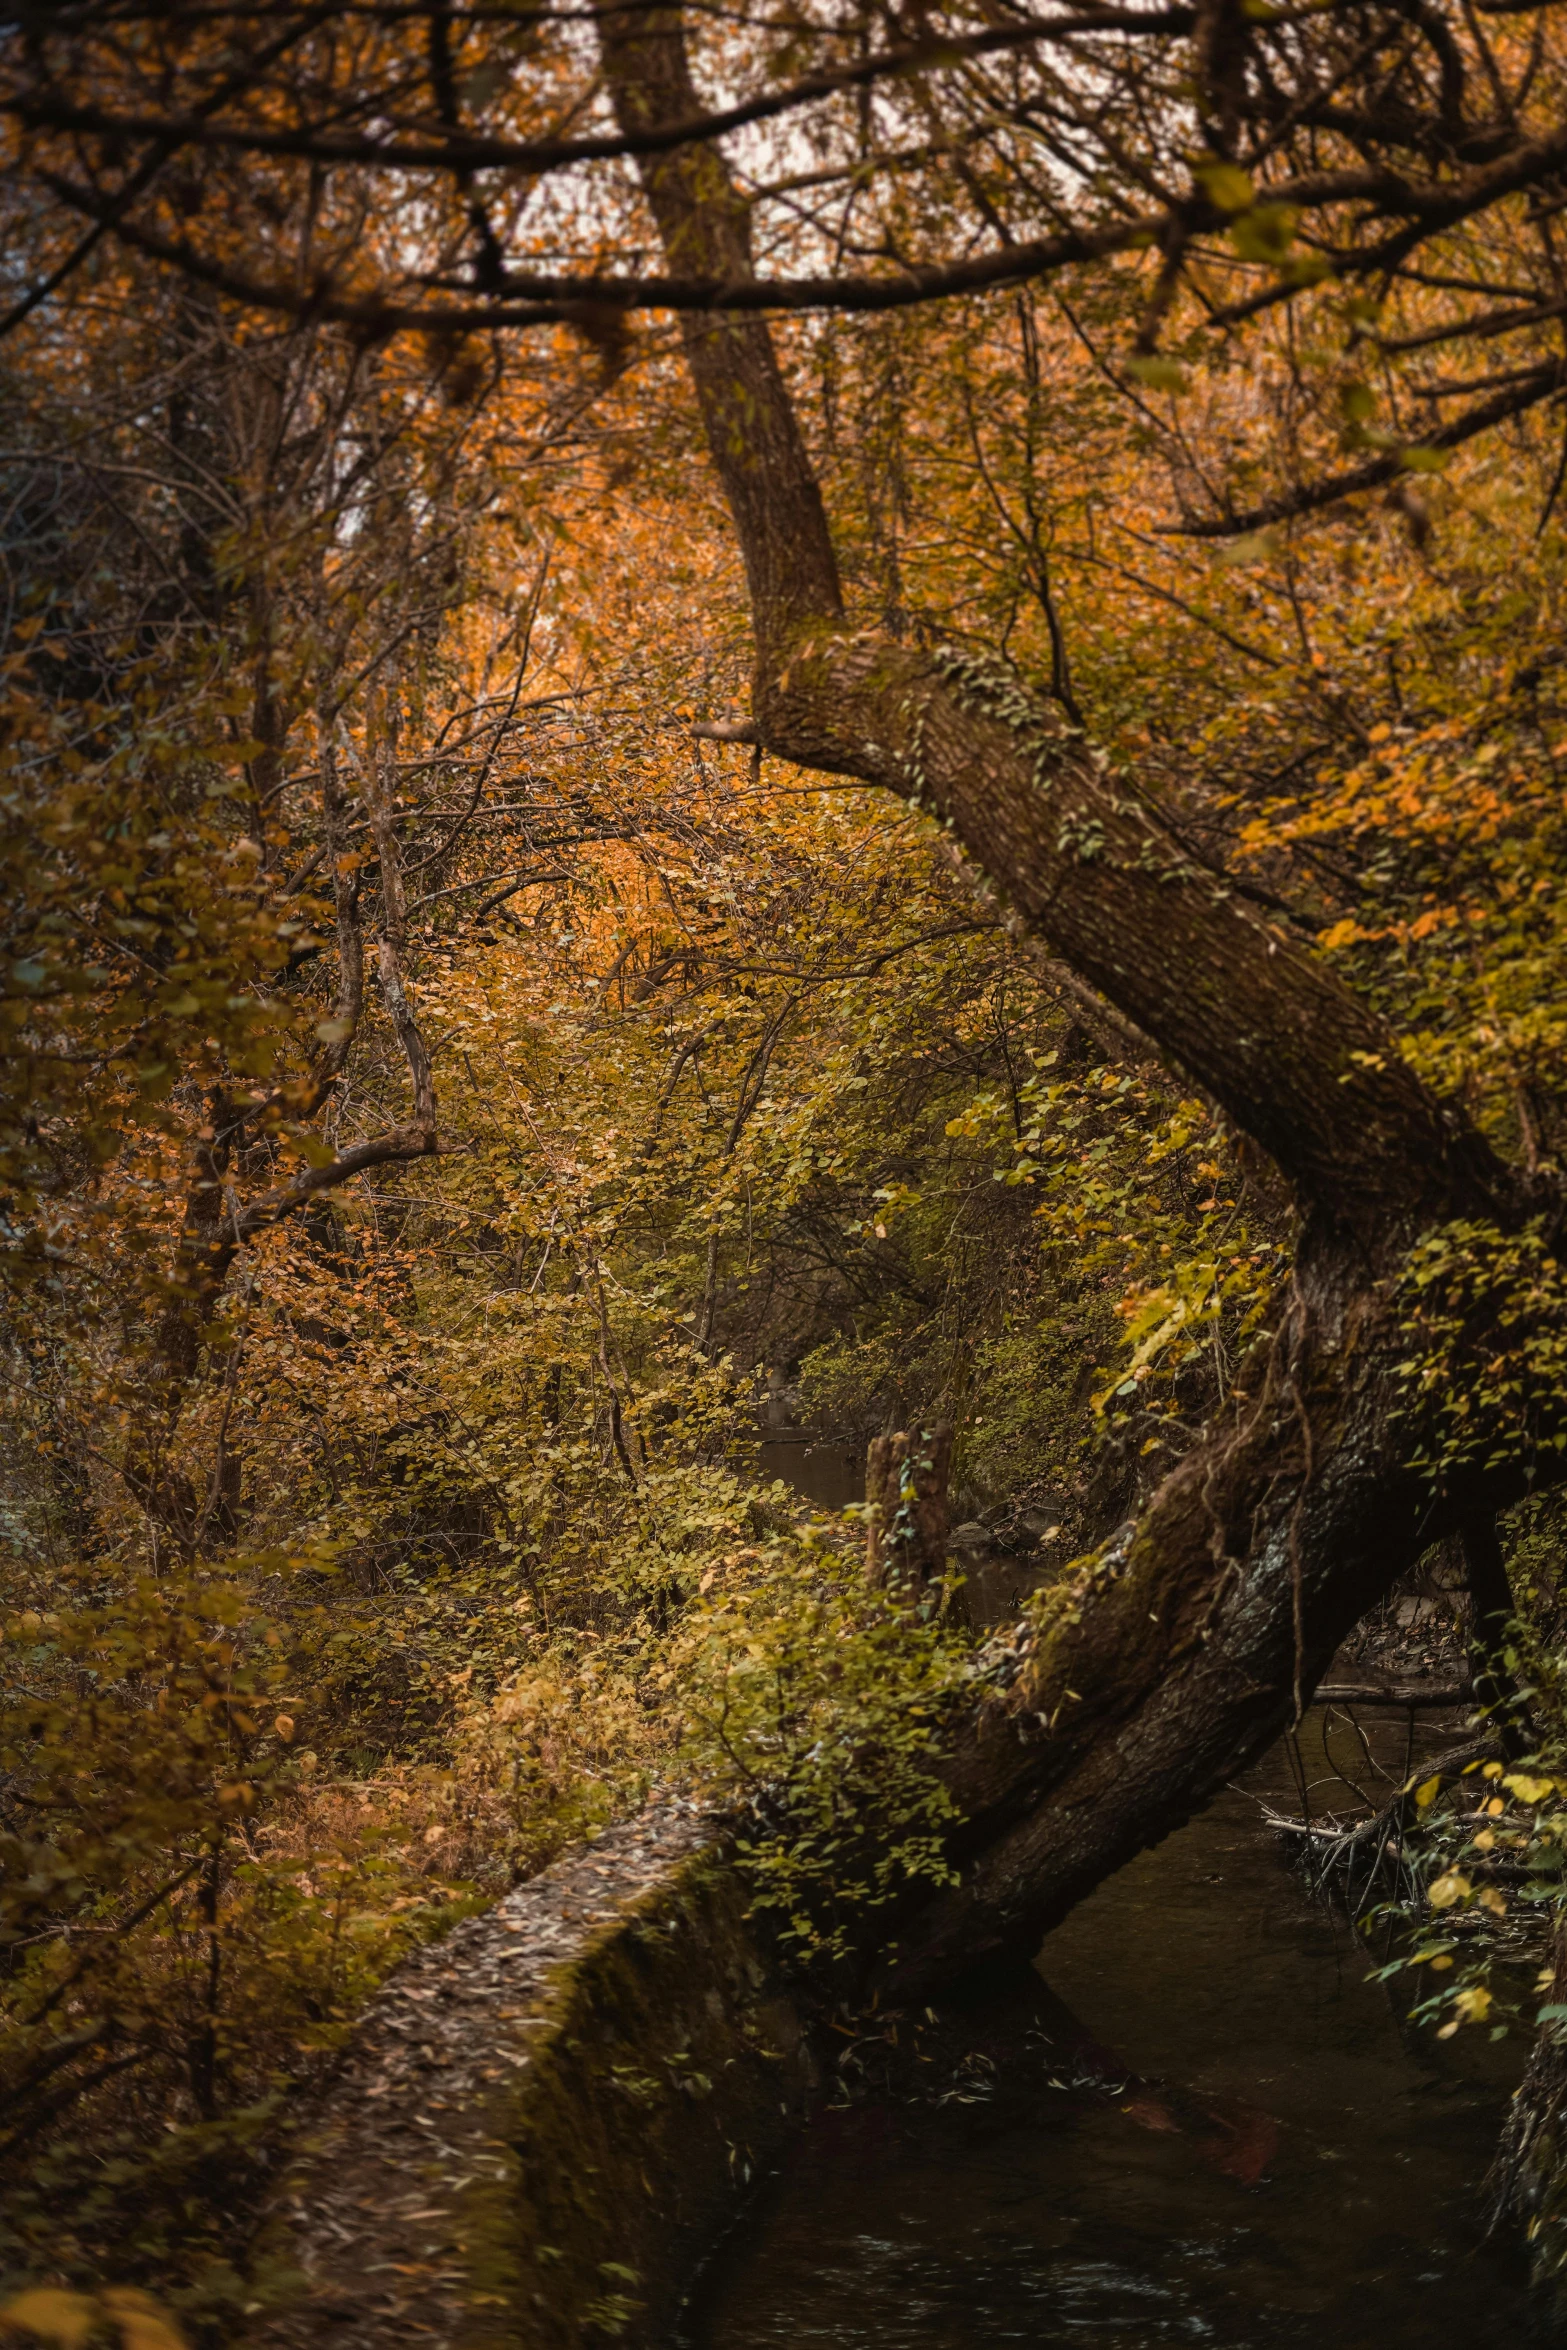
[[596, 1, 1562, 1997]]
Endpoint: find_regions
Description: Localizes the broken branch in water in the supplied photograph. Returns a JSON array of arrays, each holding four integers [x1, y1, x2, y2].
[[1314, 1679, 1473, 1708]]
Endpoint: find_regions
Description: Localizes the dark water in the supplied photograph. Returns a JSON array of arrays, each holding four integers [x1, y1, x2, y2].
[[758, 1436, 864, 1513], [688, 1716, 1541, 2348]]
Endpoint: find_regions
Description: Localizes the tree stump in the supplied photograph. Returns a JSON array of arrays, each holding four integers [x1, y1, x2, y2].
[[864, 1423, 964, 1623]]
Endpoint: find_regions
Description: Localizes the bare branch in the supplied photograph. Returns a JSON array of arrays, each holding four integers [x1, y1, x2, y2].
[[231, 1121, 442, 1243], [1164, 359, 1567, 537], [12, 10, 1198, 182]]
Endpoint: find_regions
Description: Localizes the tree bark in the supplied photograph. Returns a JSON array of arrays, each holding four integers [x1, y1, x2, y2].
[[885, 1281, 1469, 1991], [599, 7, 1510, 1251], [1490, 1913, 1567, 2290], [597, 2, 1560, 1997]]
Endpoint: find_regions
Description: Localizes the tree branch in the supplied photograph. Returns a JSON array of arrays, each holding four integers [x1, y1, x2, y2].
[[1164, 359, 1567, 538], [355, 717, 437, 1134], [599, 3, 1516, 1242], [12, 11, 1198, 181], [231, 1121, 442, 1243]]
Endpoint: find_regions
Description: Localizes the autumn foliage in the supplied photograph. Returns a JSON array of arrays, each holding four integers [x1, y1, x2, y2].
[[6, 0, 1567, 2324]]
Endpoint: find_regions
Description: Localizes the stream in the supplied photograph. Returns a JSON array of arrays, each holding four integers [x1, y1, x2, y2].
[[686, 1710, 1542, 2348]]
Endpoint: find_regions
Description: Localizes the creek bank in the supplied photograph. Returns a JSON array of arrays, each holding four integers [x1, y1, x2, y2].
[[246, 1705, 1553, 2350], [241, 1795, 1206, 2350], [240, 1564, 1526, 2350], [245, 1799, 813, 2350]]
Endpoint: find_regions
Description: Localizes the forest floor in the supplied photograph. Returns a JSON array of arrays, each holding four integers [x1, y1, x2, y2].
[[1334, 1586, 1471, 1686]]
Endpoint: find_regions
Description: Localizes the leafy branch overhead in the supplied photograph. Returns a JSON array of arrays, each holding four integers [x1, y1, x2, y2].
[[12, 2, 1567, 533]]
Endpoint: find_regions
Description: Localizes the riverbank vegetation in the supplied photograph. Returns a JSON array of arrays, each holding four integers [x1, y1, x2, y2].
[[5, 0, 1567, 2326]]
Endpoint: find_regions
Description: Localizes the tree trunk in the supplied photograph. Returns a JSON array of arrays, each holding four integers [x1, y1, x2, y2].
[[885, 1276, 1480, 1993], [121, 703, 435, 1559], [1461, 1511, 1527, 1758], [596, 3, 1560, 1998]]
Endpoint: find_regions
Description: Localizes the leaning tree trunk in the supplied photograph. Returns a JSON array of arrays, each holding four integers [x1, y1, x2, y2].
[[596, 3, 1561, 1995]]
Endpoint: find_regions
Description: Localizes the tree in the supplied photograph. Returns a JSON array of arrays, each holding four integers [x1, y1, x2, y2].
[[592, 2, 1567, 1990], [7, 0, 1567, 1988]]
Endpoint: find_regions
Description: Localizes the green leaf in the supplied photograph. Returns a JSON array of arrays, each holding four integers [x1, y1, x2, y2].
[[1229, 204, 1297, 264], [1125, 355, 1188, 394], [1195, 160, 1254, 214]]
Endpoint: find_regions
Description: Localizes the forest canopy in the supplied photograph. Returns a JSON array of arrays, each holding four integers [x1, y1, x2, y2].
[[5, 0, 1567, 2328]]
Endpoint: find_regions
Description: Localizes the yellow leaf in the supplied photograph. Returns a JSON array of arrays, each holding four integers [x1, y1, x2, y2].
[[1126, 355, 1187, 394], [1427, 1868, 1470, 1910], [100, 2296, 187, 2350], [1213, 528, 1278, 569], [1503, 1773, 1556, 1804], [1398, 444, 1450, 474], [1195, 159, 1254, 213], [0, 2293, 100, 2350], [1414, 1773, 1441, 1809]]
